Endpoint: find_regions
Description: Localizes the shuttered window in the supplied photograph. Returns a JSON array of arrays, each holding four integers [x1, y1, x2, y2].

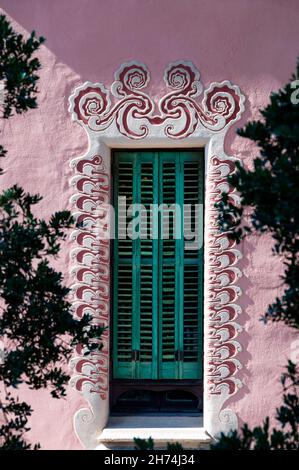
[[112, 150, 204, 380]]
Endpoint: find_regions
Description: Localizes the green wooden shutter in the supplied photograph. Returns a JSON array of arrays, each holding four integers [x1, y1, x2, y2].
[[113, 150, 203, 380], [158, 152, 204, 379], [113, 152, 159, 379]]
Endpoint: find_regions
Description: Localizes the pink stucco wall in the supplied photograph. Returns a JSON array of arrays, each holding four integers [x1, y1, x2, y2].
[[0, 0, 298, 449]]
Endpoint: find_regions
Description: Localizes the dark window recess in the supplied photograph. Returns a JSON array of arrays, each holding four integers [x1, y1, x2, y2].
[[111, 389, 200, 415]]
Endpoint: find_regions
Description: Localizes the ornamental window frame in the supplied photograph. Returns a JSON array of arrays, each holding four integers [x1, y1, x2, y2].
[[68, 61, 245, 449]]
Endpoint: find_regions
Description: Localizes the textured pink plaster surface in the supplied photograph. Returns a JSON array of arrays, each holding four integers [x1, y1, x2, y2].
[[0, 0, 298, 450]]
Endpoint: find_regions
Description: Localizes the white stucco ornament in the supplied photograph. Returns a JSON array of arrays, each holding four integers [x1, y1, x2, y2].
[[68, 61, 245, 449]]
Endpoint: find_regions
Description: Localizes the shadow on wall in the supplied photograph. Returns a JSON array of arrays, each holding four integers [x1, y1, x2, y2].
[[1, 0, 299, 87]]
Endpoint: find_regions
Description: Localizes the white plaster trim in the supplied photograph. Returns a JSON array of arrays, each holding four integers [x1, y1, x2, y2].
[[68, 61, 245, 449], [97, 416, 211, 450]]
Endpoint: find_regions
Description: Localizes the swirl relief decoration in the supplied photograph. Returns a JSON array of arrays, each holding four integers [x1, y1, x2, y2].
[[68, 61, 245, 448], [70, 61, 244, 139]]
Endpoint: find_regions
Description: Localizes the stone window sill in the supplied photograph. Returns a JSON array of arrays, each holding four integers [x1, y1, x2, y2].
[[96, 415, 212, 450]]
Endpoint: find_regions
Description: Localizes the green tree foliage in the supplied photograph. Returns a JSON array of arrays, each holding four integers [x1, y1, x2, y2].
[[134, 437, 155, 450], [211, 361, 299, 450], [134, 437, 183, 451], [0, 15, 103, 449], [216, 61, 299, 329], [0, 15, 44, 118]]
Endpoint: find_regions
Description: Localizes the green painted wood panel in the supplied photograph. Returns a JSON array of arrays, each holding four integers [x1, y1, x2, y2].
[[113, 150, 204, 380]]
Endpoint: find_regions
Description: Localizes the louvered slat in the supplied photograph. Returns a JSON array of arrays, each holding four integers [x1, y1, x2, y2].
[[117, 264, 133, 361], [182, 158, 203, 376], [139, 161, 155, 366], [118, 162, 133, 258]]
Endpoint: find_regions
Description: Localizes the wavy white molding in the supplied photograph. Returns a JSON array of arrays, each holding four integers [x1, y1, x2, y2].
[[68, 61, 245, 449]]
